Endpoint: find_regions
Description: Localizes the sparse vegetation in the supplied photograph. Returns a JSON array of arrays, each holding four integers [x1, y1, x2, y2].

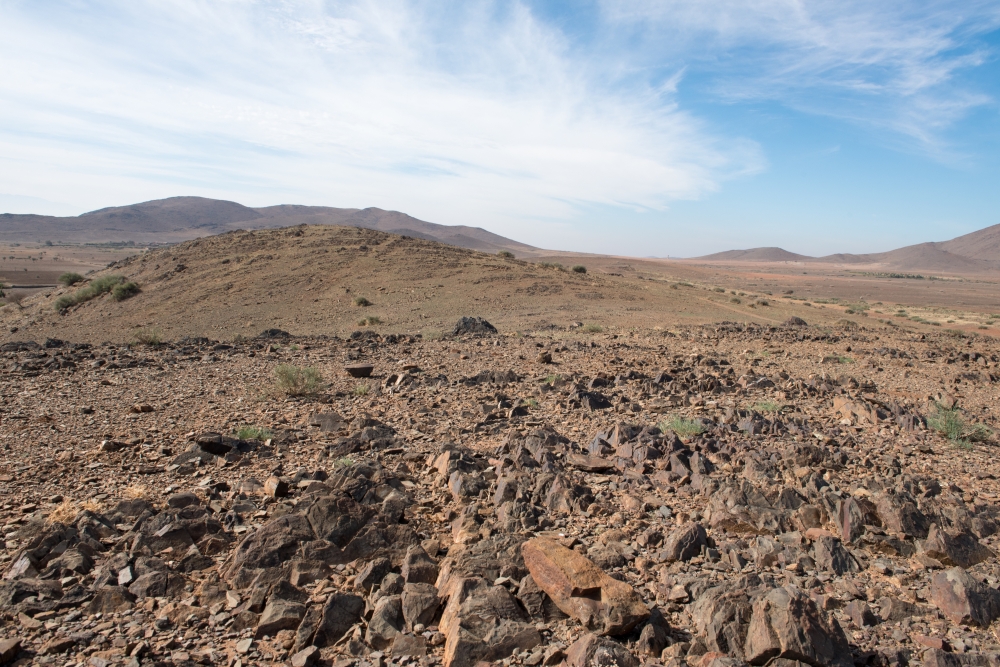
[[357, 316, 382, 326], [54, 274, 129, 311], [713, 287, 725, 293], [58, 272, 85, 286], [927, 405, 993, 448], [582, 324, 602, 333], [753, 400, 783, 413], [524, 398, 539, 408], [236, 425, 273, 441], [352, 383, 370, 397], [730, 297, 741, 304], [333, 456, 354, 467], [497, 250, 514, 258], [353, 296, 371, 307], [571, 265, 587, 274], [274, 364, 323, 397], [658, 415, 704, 438], [538, 262, 564, 270], [131, 327, 162, 346], [112, 282, 140, 301]]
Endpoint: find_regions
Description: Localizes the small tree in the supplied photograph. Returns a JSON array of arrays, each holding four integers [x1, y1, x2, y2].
[[58, 272, 84, 286]]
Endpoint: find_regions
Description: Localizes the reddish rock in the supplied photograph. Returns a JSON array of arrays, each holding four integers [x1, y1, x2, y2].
[[522, 537, 649, 636], [744, 586, 852, 667], [930, 567, 1000, 626]]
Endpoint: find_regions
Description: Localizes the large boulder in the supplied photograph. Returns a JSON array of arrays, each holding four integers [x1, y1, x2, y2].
[[522, 537, 649, 635], [565, 633, 638, 667], [931, 567, 1000, 626], [743, 586, 852, 667], [226, 515, 314, 580], [440, 577, 540, 667], [921, 525, 995, 568], [661, 522, 708, 562]]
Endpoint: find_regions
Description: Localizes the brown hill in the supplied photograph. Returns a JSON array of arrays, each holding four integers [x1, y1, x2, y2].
[[0, 196, 536, 254], [1, 225, 838, 343], [695, 247, 810, 262], [695, 226, 1000, 275]]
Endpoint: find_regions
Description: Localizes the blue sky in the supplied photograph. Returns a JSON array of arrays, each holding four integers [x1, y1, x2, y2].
[[1, 1, 998, 256]]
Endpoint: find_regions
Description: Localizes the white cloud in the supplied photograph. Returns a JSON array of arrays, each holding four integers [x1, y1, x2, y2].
[[600, 0, 1000, 153], [0, 0, 762, 245]]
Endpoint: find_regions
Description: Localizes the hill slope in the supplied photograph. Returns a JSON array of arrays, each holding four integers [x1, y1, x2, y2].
[[0, 196, 535, 254], [1, 225, 835, 343], [696, 247, 810, 262]]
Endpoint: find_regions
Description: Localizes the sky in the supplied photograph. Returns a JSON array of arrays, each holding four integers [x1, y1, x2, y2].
[[1, 1, 999, 257]]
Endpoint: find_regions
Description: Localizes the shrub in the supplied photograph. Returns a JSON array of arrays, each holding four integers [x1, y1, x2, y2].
[[497, 250, 514, 258], [753, 400, 783, 413], [713, 287, 725, 293], [132, 327, 162, 346], [274, 364, 323, 396], [111, 282, 140, 301], [58, 272, 84, 286], [928, 405, 993, 447], [353, 296, 371, 307], [236, 425, 273, 441], [357, 316, 382, 326], [352, 383, 370, 397], [582, 324, 602, 333], [730, 297, 742, 304], [54, 274, 128, 311], [658, 415, 704, 438], [571, 265, 587, 274], [538, 262, 564, 270]]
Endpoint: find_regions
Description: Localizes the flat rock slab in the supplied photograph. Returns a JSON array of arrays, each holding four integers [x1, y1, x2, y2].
[[565, 453, 616, 472], [522, 537, 649, 635], [346, 364, 375, 378]]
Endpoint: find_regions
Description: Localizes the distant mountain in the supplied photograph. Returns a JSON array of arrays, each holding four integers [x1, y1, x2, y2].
[[697, 247, 810, 262], [0, 196, 537, 255], [693, 223, 1000, 274]]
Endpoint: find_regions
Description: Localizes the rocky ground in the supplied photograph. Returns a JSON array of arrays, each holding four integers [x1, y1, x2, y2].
[[2, 316, 1000, 667]]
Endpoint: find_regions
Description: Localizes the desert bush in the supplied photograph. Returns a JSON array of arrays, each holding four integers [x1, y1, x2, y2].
[[753, 400, 783, 413], [497, 250, 514, 258], [352, 383, 370, 397], [353, 296, 371, 307], [582, 324, 602, 333], [713, 287, 725, 293], [58, 272, 84, 286], [571, 265, 587, 274], [538, 262, 564, 270], [236, 425, 273, 441], [132, 327, 162, 346], [357, 316, 382, 326], [274, 364, 323, 396], [928, 405, 993, 447], [54, 274, 129, 311], [658, 415, 704, 437], [112, 281, 140, 301], [730, 297, 741, 304]]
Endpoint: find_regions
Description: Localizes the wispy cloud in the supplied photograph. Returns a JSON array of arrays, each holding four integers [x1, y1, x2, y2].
[[0, 0, 762, 243], [600, 0, 1000, 154]]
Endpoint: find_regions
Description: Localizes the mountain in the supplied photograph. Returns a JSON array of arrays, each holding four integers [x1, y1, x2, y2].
[[693, 223, 1000, 274], [696, 247, 810, 262], [0, 196, 536, 255]]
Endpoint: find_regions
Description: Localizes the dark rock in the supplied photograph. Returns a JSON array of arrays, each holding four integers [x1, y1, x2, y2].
[[440, 577, 540, 667], [312, 593, 365, 648], [346, 364, 374, 378], [565, 633, 638, 667], [226, 515, 314, 579], [930, 567, 1000, 626], [452, 317, 498, 336], [812, 536, 858, 575], [355, 557, 392, 592], [921, 524, 995, 568], [783, 317, 807, 327], [167, 493, 202, 509], [257, 598, 306, 638], [401, 545, 439, 585], [744, 586, 851, 667], [662, 522, 707, 562], [366, 594, 404, 650], [402, 582, 440, 630], [305, 495, 371, 547]]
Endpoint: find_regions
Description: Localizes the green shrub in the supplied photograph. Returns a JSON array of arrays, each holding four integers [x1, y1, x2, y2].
[[353, 296, 371, 307], [730, 297, 741, 304], [352, 383, 370, 397], [538, 262, 564, 270], [927, 405, 993, 447], [58, 272, 84, 286], [582, 324, 602, 333], [357, 316, 382, 326], [111, 282, 140, 301], [54, 274, 129, 311], [274, 364, 324, 396], [571, 265, 586, 274], [132, 327, 162, 346], [752, 400, 783, 413], [713, 287, 725, 293], [497, 250, 514, 258], [658, 415, 704, 438], [236, 425, 273, 441]]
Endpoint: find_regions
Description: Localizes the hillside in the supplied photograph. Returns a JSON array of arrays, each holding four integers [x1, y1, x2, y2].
[[0, 225, 857, 343], [0, 196, 536, 254]]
